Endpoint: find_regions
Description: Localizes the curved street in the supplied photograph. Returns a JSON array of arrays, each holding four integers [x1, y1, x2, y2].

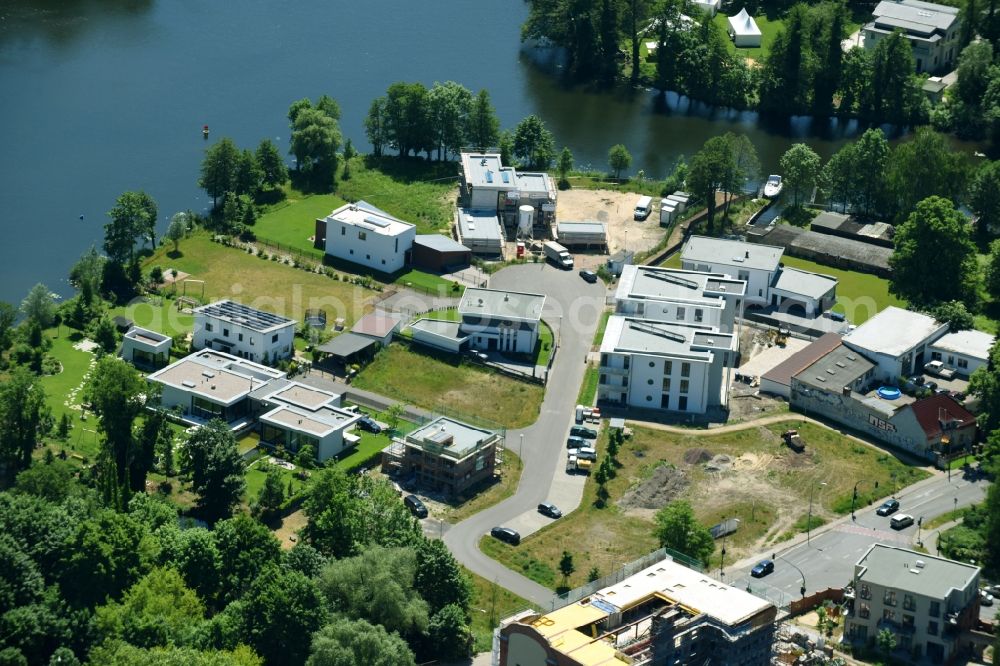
[[443, 263, 605, 606]]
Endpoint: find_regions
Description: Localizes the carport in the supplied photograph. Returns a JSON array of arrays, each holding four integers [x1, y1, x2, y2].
[[769, 267, 837, 317], [316, 332, 379, 367]]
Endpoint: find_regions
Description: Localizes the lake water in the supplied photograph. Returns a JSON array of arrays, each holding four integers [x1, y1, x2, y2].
[[0, 0, 875, 305]]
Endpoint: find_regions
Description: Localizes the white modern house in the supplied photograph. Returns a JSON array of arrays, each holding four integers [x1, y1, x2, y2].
[[192, 300, 296, 363], [459, 153, 517, 211], [863, 0, 960, 73], [148, 350, 286, 427], [928, 329, 995, 377], [680, 236, 838, 315], [681, 236, 783, 306], [842, 306, 949, 382], [255, 382, 361, 463], [120, 326, 172, 370], [317, 200, 416, 273], [408, 319, 470, 353], [458, 287, 546, 355], [598, 316, 737, 414], [614, 265, 746, 333], [728, 8, 762, 47]]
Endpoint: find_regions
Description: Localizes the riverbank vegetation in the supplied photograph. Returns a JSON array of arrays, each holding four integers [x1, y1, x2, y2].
[[521, 0, 984, 130]]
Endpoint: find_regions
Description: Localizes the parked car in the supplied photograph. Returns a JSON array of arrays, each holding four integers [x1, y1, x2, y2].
[[575, 446, 597, 461], [566, 436, 588, 449], [538, 502, 563, 519], [570, 425, 598, 439], [924, 381, 939, 392], [750, 560, 775, 578], [467, 350, 489, 362], [890, 513, 915, 530], [828, 311, 845, 323], [924, 360, 956, 380], [403, 494, 428, 519], [980, 589, 995, 606], [876, 499, 900, 516], [357, 417, 382, 434], [908, 375, 925, 387], [578, 269, 598, 283], [490, 526, 520, 545]]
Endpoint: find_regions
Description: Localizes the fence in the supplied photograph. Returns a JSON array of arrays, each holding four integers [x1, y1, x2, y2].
[[788, 588, 845, 617]]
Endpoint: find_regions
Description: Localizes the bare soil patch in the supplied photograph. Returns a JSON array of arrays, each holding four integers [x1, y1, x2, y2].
[[555, 189, 669, 269], [618, 465, 689, 510]]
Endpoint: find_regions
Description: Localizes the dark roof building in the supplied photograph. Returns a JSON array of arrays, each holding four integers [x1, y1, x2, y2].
[[760, 333, 843, 398], [411, 234, 472, 272]]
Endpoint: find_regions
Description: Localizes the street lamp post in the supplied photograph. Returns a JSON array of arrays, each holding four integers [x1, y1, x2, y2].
[[776, 553, 807, 598], [719, 517, 727, 579], [807, 481, 827, 546]]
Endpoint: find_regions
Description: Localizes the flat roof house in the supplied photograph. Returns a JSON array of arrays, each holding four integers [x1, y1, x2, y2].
[[498, 555, 776, 666], [842, 306, 949, 382], [614, 265, 746, 333], [599, 316, 737, 414], [682, 236, 783, 306], [351, 311, 405, 347], [382, 416, 502, 497], [148, 350, 286, 428], [254, 382, 361, 463], [681, 236, 838, 314], [929, 329, 996, 378], [120, 326, 172, 370], [459, 287, 545, 355], [864, 0, 960, 73], [317, 200, 416, 273], [845, 545, 980, 663], [408, 318, 469, 354], [460, 152, 516, 211], [192, 299, 296, 364]]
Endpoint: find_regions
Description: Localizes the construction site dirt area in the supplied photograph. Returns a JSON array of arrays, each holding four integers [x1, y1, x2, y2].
[[484, 419, 929, 591], [555, 188, 669, 268]]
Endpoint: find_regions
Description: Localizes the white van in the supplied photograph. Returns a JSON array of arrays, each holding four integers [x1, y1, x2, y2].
[[634, 196, 653, 220]]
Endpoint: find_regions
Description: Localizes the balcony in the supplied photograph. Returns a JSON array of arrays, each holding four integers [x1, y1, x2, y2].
[[877, 618, 915, 635], [599, 365, 628, 376]]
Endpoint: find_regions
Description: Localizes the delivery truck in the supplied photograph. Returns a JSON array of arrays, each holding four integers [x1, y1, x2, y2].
[[543, 241, 574, 269]]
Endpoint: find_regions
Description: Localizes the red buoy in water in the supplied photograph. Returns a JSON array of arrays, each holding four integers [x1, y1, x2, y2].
[[202, 125, 210, 139]]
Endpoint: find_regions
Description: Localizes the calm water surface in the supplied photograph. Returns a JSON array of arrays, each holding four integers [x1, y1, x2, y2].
[[0, 0, 873, 304]]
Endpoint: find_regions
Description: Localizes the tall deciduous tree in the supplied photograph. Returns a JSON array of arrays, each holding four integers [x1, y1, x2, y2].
[[0, 369, 49, 483], [812, 1, 848, 115], [165, 213, 188, 254], [687, 136, 736, 228], [887, 128, 968, 220], [467, 89, 500, 150], [987, 240, 1000, 302], [290, 106, 342, 186], [199, 138, 240, 209], [214, 514, 282, 603], [863, 30, 927, 125], [236, 566, 328, 666], [970, 341, 1000, 434], [427, 81, 473, 161], [233, 149, 262, 198], [254, 464, 285, 519], [306, 618, 416, 666], [87, 357, 148, 502], [0, 301, 16, 352], [364, 97, 389, 159], [255, 139, 288, 191], [60, 509, 148, 607], [105, 191, 158, 265], [971, 160, 1000, 241], [413, 538, 471, 614], [94, 567, 205, 649], [821, 128, 890, 219], [889, 196, 979, 307], [513, 115, 556, 169], [759, 5, 814, 114], [557, 147, 574, 185], [69, 246, 106, 306], [181, 419, 246, 521], [653, 500, 714, 565], [779, 143, 821, 206], [20, 283, 56, 329], [623, 0, 651, 82], [384, 82, 432, 159], [608, 144, 632, 180]]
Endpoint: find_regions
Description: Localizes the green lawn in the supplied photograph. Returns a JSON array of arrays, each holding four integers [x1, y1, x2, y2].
[[465, 567, 536, 652], [110, 298, 194, 339], [336, 156, 458, 235], [592, 310, 611, 349], [481, 420, 929, 591], [253, 190, 345, 258], [577, 365, 599, 407], [778, 256, 905, 324], [353, 343, 544, 429], [535, 320, 554, 367], [444, 450, 523, 524], [245, 459, 309, 500], [37, 332, 100, 458], [712, 12, 786, 62], [141, 232, 378, 331]]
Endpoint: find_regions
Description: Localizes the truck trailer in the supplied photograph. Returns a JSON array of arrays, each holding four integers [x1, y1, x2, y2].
[[543, 241, 573, 269]]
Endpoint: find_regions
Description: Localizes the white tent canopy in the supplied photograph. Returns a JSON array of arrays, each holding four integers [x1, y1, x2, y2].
[[728, 8, 762, 47]]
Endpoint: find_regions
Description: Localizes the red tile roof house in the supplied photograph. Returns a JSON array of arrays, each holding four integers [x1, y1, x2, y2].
[[907, 393, 977, 461]]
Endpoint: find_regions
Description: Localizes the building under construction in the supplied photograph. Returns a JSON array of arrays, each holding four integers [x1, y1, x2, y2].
[[496, 556, 777, 666], [381, 416, 503, 497]]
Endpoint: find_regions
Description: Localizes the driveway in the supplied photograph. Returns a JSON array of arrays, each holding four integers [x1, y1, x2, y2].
[[443, 263, 605, 606]]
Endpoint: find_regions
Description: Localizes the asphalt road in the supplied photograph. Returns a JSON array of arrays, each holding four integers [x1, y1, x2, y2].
[[725, 470, 990, 608], [443, 263, 605, 607]]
